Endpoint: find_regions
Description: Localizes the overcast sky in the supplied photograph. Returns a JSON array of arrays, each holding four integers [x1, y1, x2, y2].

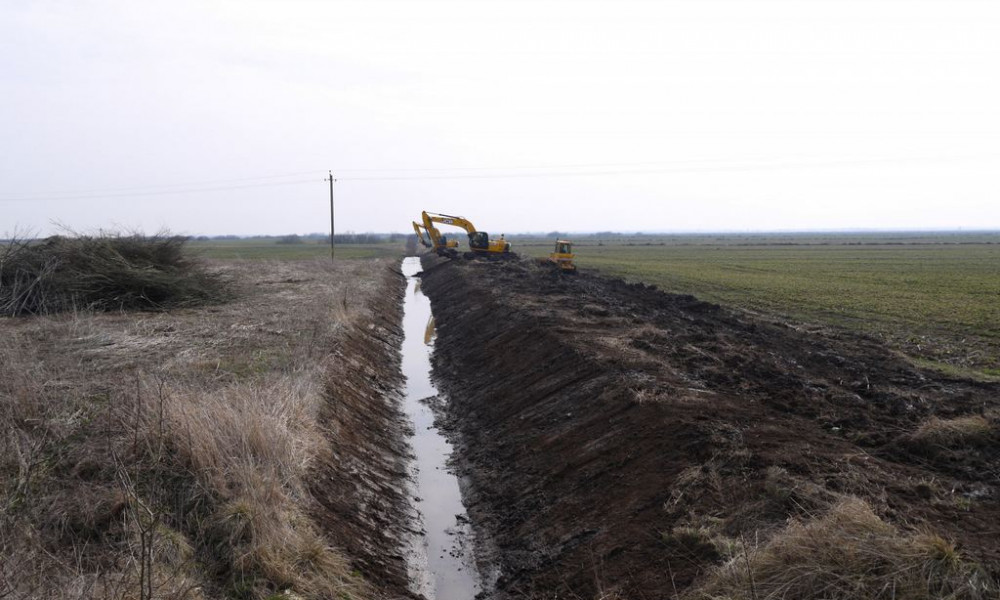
[[2, 0, 998, 236]]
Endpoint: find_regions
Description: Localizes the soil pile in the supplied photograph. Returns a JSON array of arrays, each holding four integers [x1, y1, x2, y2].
[[419, 257, 1000, 599]]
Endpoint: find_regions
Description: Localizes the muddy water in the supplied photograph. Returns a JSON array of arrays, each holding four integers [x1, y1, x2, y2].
[[400, 257, 480, 600]]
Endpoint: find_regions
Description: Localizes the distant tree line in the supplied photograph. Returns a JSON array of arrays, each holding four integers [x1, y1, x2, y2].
[[185, 232, 409, 244], [330, 232, 407, 244]]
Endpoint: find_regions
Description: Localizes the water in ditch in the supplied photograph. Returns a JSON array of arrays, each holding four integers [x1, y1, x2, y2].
[[400, 256, 481, 600]]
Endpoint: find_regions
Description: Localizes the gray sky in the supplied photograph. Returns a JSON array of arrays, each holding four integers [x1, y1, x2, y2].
[[2, 0, 998, 236]]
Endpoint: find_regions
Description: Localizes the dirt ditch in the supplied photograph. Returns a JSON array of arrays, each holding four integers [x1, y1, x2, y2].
[[418, 255, 1000, 599]]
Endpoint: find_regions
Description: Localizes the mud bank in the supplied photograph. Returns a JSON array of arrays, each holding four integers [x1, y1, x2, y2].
[[309, 265, 418, 598], [420, 256, 1000, 599]]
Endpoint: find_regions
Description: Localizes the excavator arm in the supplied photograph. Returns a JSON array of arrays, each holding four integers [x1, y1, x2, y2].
[[414, 215, 459, 257], [422, 212, 478, 236], [412, 221, 432, 248]]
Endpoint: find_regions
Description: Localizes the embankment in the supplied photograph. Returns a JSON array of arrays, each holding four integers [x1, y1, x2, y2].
[[419, 256, 1000, 599], [309, 264, 418, 598]]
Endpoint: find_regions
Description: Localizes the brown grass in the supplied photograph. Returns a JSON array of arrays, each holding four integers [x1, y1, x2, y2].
[[144, 378, 363, 599], [685, 497, 996, 600], [0, 232, 228, 316], [0, 258, 394, 599], [910, 415, 995, 448]]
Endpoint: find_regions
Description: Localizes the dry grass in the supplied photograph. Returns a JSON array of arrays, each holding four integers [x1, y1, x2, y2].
[[910, 415, 995, 448], [0, 232, 228, 316], [685, 497, 996, 600], [144, 378, 363, 599], [0, 257, 394, 599]]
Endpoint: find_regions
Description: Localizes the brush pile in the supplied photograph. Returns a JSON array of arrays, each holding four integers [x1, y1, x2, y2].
[[0, 233, 227, 316]]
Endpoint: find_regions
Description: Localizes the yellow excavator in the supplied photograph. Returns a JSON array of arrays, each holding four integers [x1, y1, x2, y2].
[[412, 221, 459, 257], [548, 239, 576, 272], [414, 211, 513, 259]]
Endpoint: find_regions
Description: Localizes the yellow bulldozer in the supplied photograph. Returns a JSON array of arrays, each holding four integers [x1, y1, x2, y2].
[[412, 211, 513, 259], [547, 239, 576, 272]]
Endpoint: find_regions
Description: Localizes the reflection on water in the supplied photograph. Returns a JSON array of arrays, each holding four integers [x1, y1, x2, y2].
[[400, 257, 480, 600], [424, 315, 436, 346]]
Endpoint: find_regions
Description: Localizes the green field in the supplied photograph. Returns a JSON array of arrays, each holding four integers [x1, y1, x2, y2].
[[519, 234, 1000, 376], [186, 233, 1000, 375], [189, 238, 405, 260]]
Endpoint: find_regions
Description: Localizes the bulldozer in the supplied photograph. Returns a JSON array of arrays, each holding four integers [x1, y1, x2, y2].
[[547, 239, 576, 272], [413, 211, 513, 259]]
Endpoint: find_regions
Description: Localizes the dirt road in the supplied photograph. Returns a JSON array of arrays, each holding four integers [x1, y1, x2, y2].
[[419, 256, 1000, 599]]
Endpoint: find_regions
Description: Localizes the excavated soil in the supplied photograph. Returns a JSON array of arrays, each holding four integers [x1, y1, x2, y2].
[[419, 256, 1000, 599]]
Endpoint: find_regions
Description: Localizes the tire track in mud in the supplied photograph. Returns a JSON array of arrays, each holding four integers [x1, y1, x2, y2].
[[419, 256, 1000, 599]]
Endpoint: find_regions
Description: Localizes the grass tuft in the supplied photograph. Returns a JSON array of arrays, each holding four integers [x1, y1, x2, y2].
[[910, 415, 994, 448], [685, 497, 996, 600], [143, 379, 368, 599]]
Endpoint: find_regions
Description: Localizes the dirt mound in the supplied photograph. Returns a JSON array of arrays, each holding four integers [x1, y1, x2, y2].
[[419, 257, 1000, 599]]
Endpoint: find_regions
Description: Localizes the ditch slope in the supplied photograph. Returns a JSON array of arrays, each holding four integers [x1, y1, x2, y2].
[[419, 256, 1000, 599]]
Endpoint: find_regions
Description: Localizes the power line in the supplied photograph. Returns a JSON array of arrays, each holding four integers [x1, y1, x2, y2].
[[336, 154, 1000, 181], [0, 178, 319, 203], [0, 170, 326, 199], [332, 152, 999, 177], [3, 153, 995, 201], [330, 156, 769, 173]]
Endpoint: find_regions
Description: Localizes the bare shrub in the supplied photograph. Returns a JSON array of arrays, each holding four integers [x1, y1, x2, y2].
[[685, 497, 997, 600]]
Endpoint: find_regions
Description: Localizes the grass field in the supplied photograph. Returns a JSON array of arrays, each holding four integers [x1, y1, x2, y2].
[[518, 233, 1000, 376], [36, 232, 997, 374], [31, 232, 995, 374], [0, 253, 401, 598], [189, 238, 405, 260]]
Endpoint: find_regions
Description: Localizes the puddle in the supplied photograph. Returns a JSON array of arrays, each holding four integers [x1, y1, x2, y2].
[[400, 257, 481, 600]]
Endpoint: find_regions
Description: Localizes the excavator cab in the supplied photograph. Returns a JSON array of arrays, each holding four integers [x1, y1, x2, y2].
[[468, 231, 490, 250]]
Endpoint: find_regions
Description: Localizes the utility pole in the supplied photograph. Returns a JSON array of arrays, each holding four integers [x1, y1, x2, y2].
[[326, 171, 336, 261]]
